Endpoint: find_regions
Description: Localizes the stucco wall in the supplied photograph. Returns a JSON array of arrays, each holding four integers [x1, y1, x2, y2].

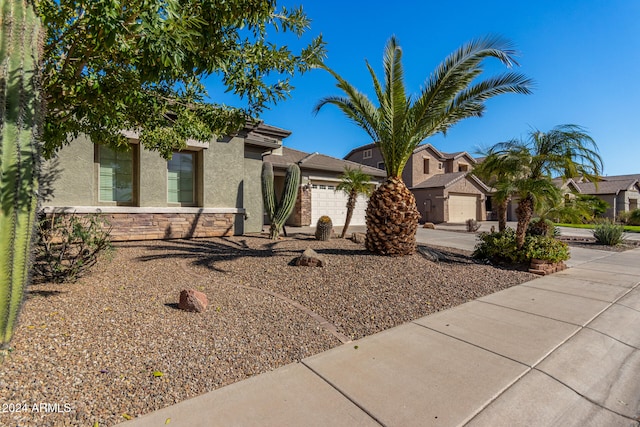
[[412, 188, 446, 223], [41, 135, 96, 206], [41, 135, 265, 238], [407, 151, 443, 187]]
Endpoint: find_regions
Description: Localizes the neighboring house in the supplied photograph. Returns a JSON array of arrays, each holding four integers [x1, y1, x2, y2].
[[344, 143, 488, 223], [263, 147, 386, 227], [41, 122, 290, 241], [563, 176, 640, 221]]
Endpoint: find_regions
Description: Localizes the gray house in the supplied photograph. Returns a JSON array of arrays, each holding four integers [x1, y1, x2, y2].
[[563, 175, 640, 221], [41, 122, 290, 241], [264, 147, 386, 227]]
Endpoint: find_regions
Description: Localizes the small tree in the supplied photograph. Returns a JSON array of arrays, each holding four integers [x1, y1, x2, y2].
[[336, 167, 372, 238], [484, 125, 603, 249]]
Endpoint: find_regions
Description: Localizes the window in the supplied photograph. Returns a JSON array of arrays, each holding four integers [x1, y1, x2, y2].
[[363, 149, 372, 159], [423, 158, 429, 174], [99, 145, 134, 204], [438, 162, 443, 170], [458, 164, 469, 172], [168, 152, 195, 205], [378, 161, 386, 170]]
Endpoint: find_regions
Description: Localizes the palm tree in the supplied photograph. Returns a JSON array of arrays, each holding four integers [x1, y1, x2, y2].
[[314, 36, 533, 255], [488, 125, 603, 248], [336, 167, 373, 238], [473, 150, 524, 232]]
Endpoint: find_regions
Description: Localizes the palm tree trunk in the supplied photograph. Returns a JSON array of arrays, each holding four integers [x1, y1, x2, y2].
[[365, 177, 421, 256], [497, 198, 509, 232], [515, 195, 534, 249], [340, 192, 357, 238]]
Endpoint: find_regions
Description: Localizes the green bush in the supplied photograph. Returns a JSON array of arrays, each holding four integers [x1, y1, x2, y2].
[[474, 228, 569, 264], [592, 220, 625, 246], [33, 212, 112, 283], [627, 209, 640, 226], [522, 235, 570, 263], [473, 229, 525, 264], [527, 218, 558, 237]]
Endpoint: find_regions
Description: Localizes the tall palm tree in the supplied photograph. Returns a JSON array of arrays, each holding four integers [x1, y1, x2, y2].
[[336, 167, 373, 238], [489, 125, 603, 248], [314, 36, 533, 255]]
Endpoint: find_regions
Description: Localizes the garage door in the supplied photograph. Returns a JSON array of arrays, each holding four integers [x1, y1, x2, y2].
[[311, 183, 369, 226], [448, 194, 478, 223]]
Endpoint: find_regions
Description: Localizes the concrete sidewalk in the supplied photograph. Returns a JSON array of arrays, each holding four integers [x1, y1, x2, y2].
[[120, 246, 640, 427]]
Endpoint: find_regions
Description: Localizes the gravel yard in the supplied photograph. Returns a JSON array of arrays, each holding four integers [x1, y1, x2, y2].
[[0, 233, 536, 426]]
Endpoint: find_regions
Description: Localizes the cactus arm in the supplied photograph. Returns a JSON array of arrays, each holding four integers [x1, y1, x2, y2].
[[0, 0, 41, 347], [261, 161, 276, 221], [273, 163, 300, 225], [264, 163, 300, 240]]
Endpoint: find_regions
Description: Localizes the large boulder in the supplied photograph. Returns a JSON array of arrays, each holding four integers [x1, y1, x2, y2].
[[294, 248, 327, 267], [178, 289, 208, 312]]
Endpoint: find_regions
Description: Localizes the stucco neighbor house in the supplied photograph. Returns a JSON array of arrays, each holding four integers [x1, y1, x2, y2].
[[41, 122, 291, 241], [263, 147, 386, 227], [344, 143, 489, 223], [562, 175, 640, 221]]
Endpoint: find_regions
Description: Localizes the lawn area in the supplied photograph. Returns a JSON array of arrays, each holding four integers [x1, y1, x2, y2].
[[556, 223, 640, 233]]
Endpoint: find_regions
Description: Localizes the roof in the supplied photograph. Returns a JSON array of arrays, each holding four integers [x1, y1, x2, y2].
[[601, 173, 640, 181], [345, 142, 476, 163], [410, 172, 490, 192], [573, 179, 639, 195], [264, 147, 387, 178]]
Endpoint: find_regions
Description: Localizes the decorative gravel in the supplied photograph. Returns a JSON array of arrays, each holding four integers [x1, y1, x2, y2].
[[0, 233, 536, 426]]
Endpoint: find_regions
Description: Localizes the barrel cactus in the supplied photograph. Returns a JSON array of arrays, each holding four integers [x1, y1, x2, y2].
[[1, 0, 42, 348], [315, 216, 333, 241], [262, 162, 300, 240]]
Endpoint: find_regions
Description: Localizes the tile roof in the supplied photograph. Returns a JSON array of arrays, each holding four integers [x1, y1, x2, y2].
[[264, 147, 387, 178], [411, 172, 468, 189], [574, 179, 639, 195], [601, 173, 640, 181]]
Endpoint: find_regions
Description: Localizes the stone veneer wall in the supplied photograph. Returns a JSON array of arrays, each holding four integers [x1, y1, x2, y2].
[[287, 186, 312, 226], [41, 207, 242, 241]]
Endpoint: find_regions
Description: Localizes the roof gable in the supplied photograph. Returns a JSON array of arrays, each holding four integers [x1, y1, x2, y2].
[[573, 179, 639, 195], [264, 147, 387, 178]]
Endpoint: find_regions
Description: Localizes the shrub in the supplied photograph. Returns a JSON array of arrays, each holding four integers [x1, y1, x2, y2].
[[522, 235, 570, 263], [33, 212, 112, 283], [466, 218, 480, 232], [473, 229, 525, 264], [627, 209, 640, 226], [527, 218, 557, 237], [592, 220, 625, 246], [474, 228, 569, 264]]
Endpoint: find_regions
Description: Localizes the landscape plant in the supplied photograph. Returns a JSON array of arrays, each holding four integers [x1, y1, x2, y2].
[[473, 228, 569, 264], [0, 0, 42, 348], [314, 36, 532, 255], [482, 125, 603, 249], [592, 220, 625, 246], [626, 209, 640, 226], [315, 216, 333, 241], [33, 212, 112, 283], [466, 218, 481, 232], [37, 0, 326, 159], [336, 167, 372, 238], [262, 162, 300, 240]]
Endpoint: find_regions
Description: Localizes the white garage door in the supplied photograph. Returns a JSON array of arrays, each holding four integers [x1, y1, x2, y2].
[[448, 194, 478, 223], [311, 183, 369, 226]]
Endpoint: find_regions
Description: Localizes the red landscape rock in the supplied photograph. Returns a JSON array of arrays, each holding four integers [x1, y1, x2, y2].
[[178, 289, 208, 312]]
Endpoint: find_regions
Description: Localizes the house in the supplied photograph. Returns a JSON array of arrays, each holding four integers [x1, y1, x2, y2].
[[263, 147, 386, 227], [41, 122, 291, 241], [563, 175, 640, 221], [344, 143, 489, 223]]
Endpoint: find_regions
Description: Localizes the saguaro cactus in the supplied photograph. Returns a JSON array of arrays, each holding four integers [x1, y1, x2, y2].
[[0, 0, 42, 348], [262, 162, 300, 240]]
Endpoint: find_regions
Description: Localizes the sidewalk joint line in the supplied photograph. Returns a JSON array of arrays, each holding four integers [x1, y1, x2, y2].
[[583, 326, 640, 351], [300, 361, 387, 427], [534, 368, 639, 422]]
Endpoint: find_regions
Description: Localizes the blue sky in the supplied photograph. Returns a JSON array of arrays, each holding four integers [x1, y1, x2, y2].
[[210, 1, 639, 176]]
